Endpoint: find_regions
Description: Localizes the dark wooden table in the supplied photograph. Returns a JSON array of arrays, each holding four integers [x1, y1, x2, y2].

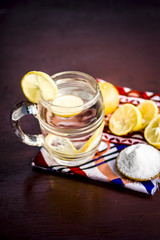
[[1, 1, 160, 239]]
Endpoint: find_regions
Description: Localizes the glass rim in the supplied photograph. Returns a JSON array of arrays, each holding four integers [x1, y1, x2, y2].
[[40, 71, 100, 111]]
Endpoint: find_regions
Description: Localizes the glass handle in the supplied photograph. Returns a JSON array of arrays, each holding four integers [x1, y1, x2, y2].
[[10, 101, 44, 147]]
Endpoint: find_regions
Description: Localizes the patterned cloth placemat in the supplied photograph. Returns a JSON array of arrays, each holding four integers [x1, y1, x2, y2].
[[32, 80, 160, 195]]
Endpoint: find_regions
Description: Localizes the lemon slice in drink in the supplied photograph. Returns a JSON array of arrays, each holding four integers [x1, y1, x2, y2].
[[109, 103, 142, 136], [21, 71, 58, 103], [144, 114, 160, 149], [79, 122, 104, 153], [45, 134, 78, 156], [137, 100, 159, 129], [51, 95, 84, 117]]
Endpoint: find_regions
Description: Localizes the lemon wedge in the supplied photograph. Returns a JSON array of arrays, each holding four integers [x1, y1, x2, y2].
[[137, 100, 159, 129], [109, 103, 142, 136], [51, 95, 84, 117], [79, 122, 104, 153], [144, 114, 160, 149], [45, 134, 78, 156], [99, 81, 119, 115], [21, 71, 58, 103]]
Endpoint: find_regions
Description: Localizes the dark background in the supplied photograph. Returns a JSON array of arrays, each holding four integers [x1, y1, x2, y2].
[[1, 1, 160, 240]]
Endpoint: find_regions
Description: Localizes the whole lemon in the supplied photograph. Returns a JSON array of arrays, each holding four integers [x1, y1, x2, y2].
[[99, 81, 119, 115]]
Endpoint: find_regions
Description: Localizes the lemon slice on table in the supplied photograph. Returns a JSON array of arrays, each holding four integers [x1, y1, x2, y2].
[[21, 71, 58, 103], [45, 134, 78, 156], [79, 122, 105, 153], [51, 95, 84, 118], [109, 103, 142, 136], [137, 100, 159, 129], [144, 114, 160, 149]]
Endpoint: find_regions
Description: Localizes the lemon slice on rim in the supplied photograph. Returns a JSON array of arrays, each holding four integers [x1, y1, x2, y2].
[[137, 100, 159, 129], [51, 95, 84, 117], [45, 134, 78, 156], [21, 71, 58, 103], [144, 114, 160, 149], [79, 122, 104, 153], [109, 103, 142, 136]]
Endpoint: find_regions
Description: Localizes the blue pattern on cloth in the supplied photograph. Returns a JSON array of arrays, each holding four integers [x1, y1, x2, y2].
[[110, 178, 125, 186], [141, 181, 157, 195]]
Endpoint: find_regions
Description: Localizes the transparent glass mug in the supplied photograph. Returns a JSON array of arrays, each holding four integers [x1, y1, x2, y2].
[[10, 71, 105, 166]]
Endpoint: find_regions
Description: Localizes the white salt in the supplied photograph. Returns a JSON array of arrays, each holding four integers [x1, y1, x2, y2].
[[117, 144, 160, 180]]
